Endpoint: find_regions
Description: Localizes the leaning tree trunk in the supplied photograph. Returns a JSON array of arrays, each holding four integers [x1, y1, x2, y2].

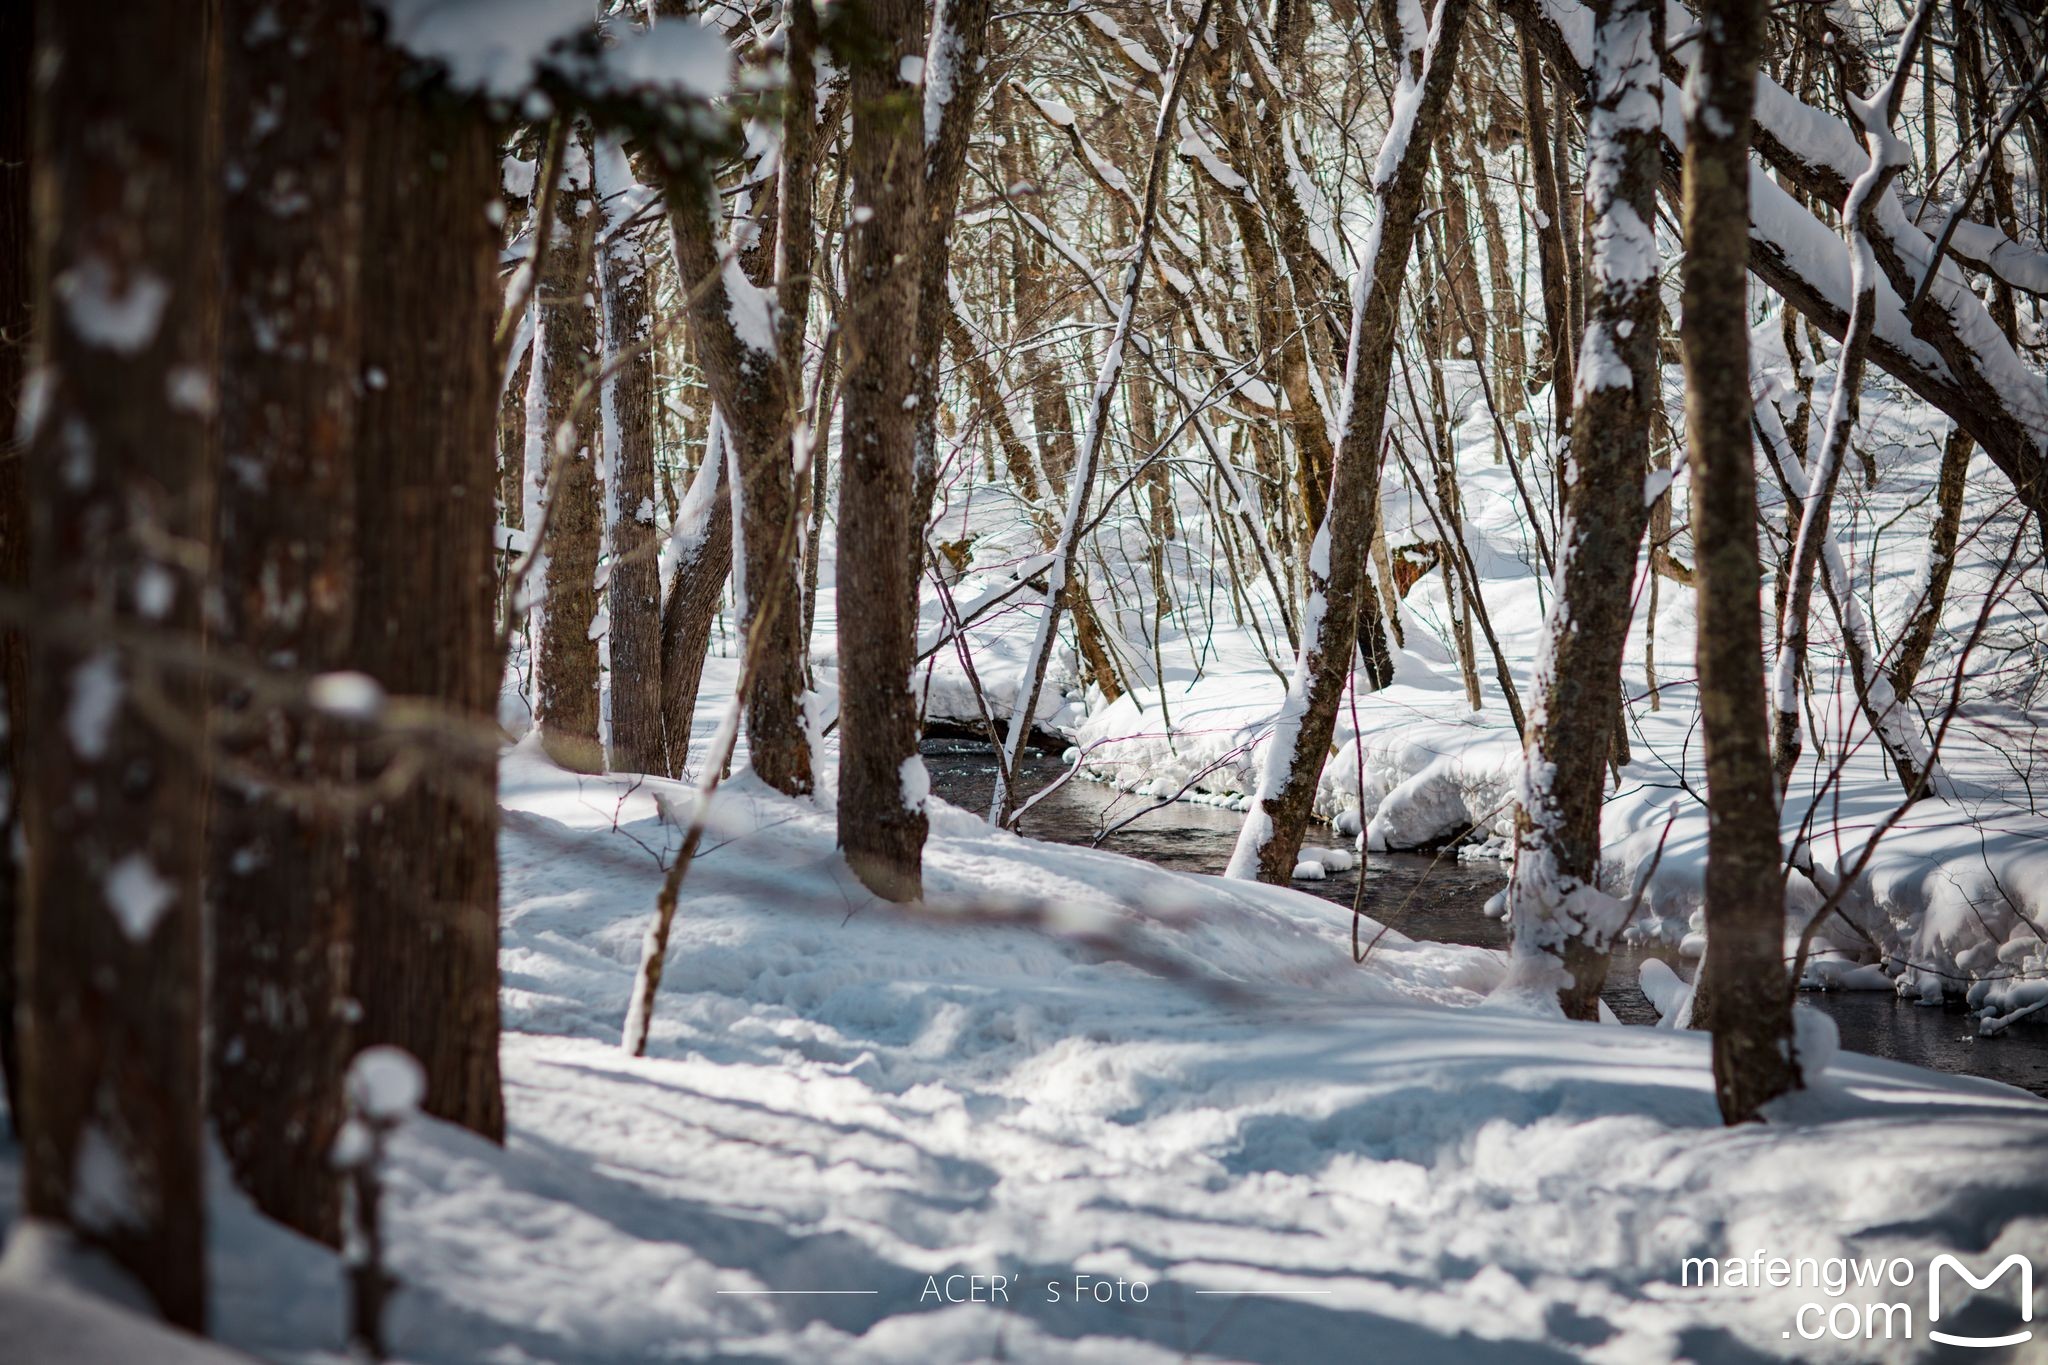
[[1770, 0, 1946, 805], [838, 0, 932, 899], [208, 0, 364, 1249], [908, 0, 996, 555], [658, 418, 733, 778], [351, 47, 506, 1143], [1680, 0, 1798, 1125], [1501, 0, 1661, 1020], [1887, 425, 1971, 701], [1226, 0, 1472, 884], [532, 125, 605, 775], [18, 0, 217, 1327], [0, 0, 31, 1136], [596, 138, 666, 776], [1754, 378, 1954, 809], [658, 40, 814, 798]]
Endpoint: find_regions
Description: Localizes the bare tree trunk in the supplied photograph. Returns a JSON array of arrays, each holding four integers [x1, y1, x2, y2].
[[499, 346, 531, 534], [1505, 0, 2048, 529], [909, 0, 996, 551], [1520, 40, 1574, 480], [1680, 0, 1798, 1125], [597, 142, 666, 776], [994, 88, 1076, 509], [19, 0, 217, 1325], [658, 417, 732, 779], [733, 0, 821, 798], [801, 324, 841, 661], [0, 0, 32, 1136], [838, 0, 930, 898], [1503, 0, 1660, 1019], [1754, 383, 1954, 806], [351, 43, 505, 1143], [208, 0, 363, 1248], [1226, 0, 1472, 883], [659, 47, 814, 797], [1459, 107, 1531, 466], [1888, 425, 1971, 701], [533, 127, 605, 774], [1434, 144, 1491, 363]]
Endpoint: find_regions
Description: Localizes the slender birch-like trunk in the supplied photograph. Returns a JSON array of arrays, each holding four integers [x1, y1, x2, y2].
[[1225, 0, 1472, 883], [658, 415, 733, 778], [1888, 425, 1971, 702], [909, 0, 996, 554], [1754, 381, 1954, 806]]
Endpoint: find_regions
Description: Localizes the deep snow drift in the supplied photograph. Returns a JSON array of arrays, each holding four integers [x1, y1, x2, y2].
[[7, 745, 2043, 1362]]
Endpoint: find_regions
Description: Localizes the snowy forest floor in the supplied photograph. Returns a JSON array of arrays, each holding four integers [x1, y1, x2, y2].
[[6, 737, 2047, 1362], [9, 359, 2048, 1360]]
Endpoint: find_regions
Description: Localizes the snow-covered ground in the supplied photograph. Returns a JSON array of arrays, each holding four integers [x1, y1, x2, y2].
[[8, 741, 2046, 1362], [17, 322, 2040, 1362]]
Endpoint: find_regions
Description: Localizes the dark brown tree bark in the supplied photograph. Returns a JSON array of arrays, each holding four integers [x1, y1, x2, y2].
[[837, 0, 929, 899], [598, 148, 665, 776], [18, 0, 217, 1326], [1888, 425, 1971, 701], [1519, 40, 1575, 468], [658, 438, 733, 780], [908, 0, 996, 553], [350, 44, 505, 1143], [207, 0, 363, 1248], [0, 0, 32, 1136], [738, 0, 819, 798], [499, 345, 531, 535], [658, 34, 815, 797], [533, 127, 605, 775], [1504, 0, 1660, 1020], [1226, 0, 1471, 884], [1680, 0, 1798, 1125]]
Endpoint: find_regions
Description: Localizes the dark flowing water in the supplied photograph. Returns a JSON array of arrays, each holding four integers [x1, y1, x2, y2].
[[926, 739, 2048, 1099]]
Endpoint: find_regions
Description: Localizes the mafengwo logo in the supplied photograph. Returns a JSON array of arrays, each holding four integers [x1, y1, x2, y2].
[[1928, 1254, 2033, 1350]]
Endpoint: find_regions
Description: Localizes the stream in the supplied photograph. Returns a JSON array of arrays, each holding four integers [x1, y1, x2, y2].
[[924, 738, 2048, 1099]]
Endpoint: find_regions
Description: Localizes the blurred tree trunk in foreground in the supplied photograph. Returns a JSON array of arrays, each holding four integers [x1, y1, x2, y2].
[[18, 0, 219, 1326]]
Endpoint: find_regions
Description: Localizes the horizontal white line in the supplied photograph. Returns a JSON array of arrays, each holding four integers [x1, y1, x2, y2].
[[1193, 1289, 1333, 1296], [716, 1290, 879, 1296]]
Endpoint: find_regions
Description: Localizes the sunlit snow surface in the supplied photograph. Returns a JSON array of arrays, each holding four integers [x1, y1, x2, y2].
[[6, 742, 2035, 1363]]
